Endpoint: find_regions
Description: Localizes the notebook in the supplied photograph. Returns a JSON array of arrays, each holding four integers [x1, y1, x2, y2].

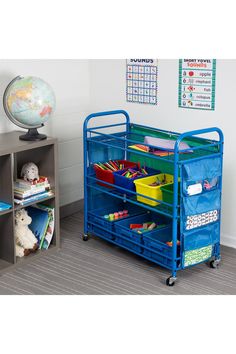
[[26, 206, 50, 244], [144, 136, 192, 152]]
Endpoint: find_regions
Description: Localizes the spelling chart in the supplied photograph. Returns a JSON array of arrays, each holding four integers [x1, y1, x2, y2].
[[179, 59, 216, 110], [126, 59, 158, 105]]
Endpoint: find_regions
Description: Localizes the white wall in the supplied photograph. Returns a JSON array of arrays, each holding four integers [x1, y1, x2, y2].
[[89, 59, 236, 248], [0, 60, 90, 206]]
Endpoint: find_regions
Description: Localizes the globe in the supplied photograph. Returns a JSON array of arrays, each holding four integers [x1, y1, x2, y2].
[[3, 76, 56, 141]]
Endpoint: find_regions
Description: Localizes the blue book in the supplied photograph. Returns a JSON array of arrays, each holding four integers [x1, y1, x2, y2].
[[26, 206, 50, 244], [14, 191, 53, 205], [0, 201, 12, 211]]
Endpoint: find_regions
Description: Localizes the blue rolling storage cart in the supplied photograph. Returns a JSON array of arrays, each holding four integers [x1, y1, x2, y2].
[[83, 110, 224, 286]]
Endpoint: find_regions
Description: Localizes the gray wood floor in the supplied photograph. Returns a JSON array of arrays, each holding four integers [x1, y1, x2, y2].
[[0, 212, 236, 295]]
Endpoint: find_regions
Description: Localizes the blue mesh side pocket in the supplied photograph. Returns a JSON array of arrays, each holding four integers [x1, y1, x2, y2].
[[183, 157, 222, 181], [183, 178, 219, 196], [183, 223, 220, 251], [182, 157, 222, 196], [183, 189, 221, 216]]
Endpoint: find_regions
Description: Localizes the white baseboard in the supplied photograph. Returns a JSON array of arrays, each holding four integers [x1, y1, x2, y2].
[[221, 233, 236, 249]]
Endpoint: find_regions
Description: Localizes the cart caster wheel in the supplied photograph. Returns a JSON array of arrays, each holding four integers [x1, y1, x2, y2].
[[166, 276, 177, 286], [82, 234, 89, 241], [210, 259, 220, 269]]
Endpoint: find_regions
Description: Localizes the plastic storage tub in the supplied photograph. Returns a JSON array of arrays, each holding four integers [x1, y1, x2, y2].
[[87, 202, 145, 240], [114, 167, 160, 196], [114, 211, 171, 253], [94, 160, 139, 188], [134, 173, 174, 206], [114, 229, 143, 253], [143, 227, 174, 267], [160, 182, 180, 205]]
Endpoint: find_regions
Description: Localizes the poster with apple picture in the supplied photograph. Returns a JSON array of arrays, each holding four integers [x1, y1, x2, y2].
[[178, 59, 216, 110]]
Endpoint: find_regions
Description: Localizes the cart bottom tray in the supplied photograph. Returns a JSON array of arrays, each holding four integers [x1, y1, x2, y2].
[[86, 219, 182, 270]]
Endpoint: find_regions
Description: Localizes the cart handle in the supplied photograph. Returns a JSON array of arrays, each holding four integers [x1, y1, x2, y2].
[[174, 127, 224, 153], [83, 110, 130, 131]]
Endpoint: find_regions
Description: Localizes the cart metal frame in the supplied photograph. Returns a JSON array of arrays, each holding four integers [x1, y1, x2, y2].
[[83, 110, 224, 285]]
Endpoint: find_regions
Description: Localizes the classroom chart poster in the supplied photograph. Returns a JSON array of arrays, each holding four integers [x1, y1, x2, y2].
[[178, 59, 216, 110], [126, 59, 158, 105]]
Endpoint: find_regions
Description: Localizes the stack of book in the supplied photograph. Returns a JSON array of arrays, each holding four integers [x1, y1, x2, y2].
[[27, 205, 55, 250], [14, 176, 53, 206]]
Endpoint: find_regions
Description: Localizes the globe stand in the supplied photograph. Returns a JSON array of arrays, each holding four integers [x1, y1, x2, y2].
[[19, 128, 47, 141]]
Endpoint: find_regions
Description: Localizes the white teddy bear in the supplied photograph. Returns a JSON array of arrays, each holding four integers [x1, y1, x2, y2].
[[21, 162, 39, 182], [15, 209, 38, 257]]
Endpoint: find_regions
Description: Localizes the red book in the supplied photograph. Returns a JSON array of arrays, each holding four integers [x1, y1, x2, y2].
[[130, 224, 143, 229]]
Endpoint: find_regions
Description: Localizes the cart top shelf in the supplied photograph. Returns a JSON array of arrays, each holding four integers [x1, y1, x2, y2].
[[84, 110, 223, 165]]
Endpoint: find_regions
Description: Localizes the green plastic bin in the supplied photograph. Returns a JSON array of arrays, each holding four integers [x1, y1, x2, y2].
[[160, 182, 180, 205]]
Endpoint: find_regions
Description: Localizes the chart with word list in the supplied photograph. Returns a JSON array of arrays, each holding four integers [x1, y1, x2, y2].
[[179, 59, 216, 110]]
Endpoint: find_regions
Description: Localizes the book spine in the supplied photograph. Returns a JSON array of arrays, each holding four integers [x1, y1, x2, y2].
[[15, 182, 50, 190], [39, 218, 50, 249], [14, 189, 46, 199], [14, 187, 46, 198]]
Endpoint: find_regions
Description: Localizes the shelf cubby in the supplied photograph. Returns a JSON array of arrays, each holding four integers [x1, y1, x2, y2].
[[15, 143, 56, 190], [0, 131, 60, 274]]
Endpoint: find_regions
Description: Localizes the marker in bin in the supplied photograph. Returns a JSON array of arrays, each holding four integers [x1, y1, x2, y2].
[[121, 167, 148, 179], [149, 174, 167, 187], [104, 209, 129, 221], [94, 160, 124, 172]]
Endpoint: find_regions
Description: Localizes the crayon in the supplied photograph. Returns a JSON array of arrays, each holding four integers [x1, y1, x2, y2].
[[110, 161, 118, 170], [148, 222, 156, 230], [113, 161, 119, 169], [105, 162, 116, 171], [166, 240, 180, 247]]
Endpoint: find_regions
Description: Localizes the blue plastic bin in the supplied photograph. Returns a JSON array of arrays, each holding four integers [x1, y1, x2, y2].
[[114, 211, 171, 253], [88, 202, 146, 240], [143, 226, 173, 267], [115, 231, 143, 253], [114, 167, 160, 195]]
